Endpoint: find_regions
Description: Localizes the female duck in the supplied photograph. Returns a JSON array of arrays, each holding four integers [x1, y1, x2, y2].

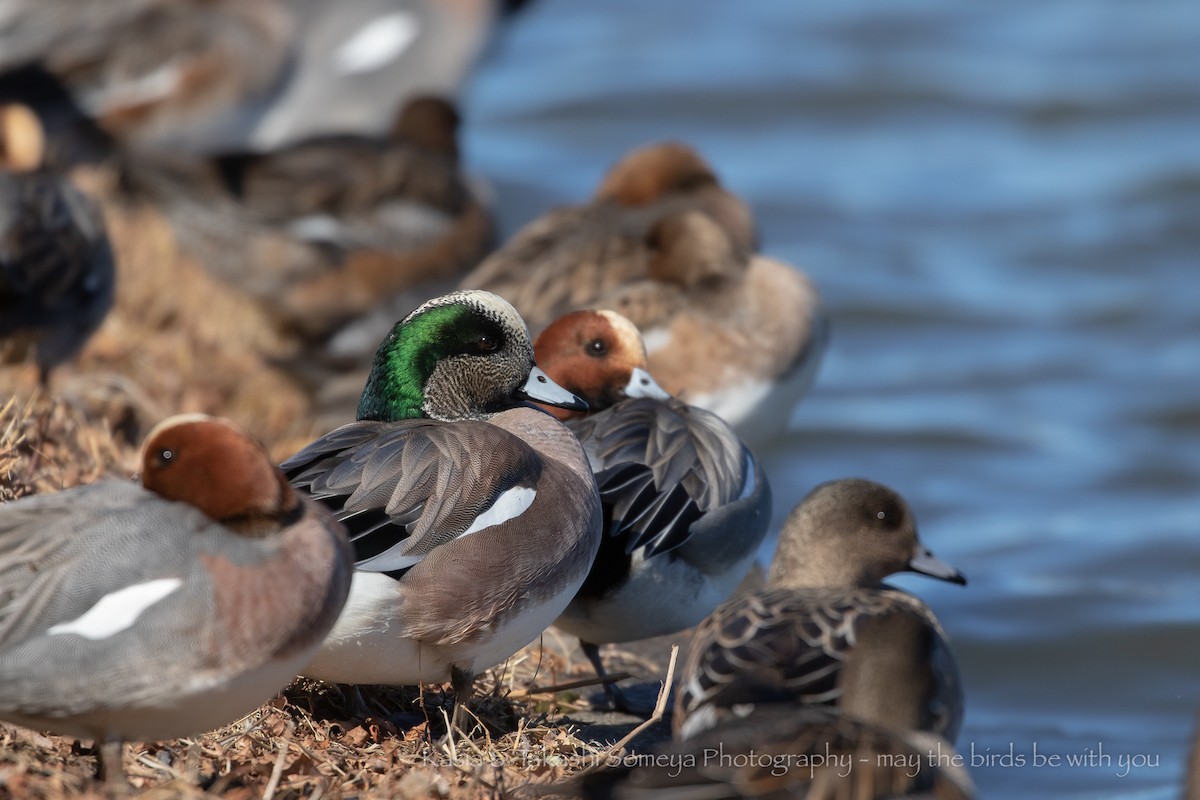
[[0, 415, 353, 780], [282, 290, 602, 721], [130, 95, 492, 345], [460, 142, 827, 444], [533, 309, 771, 712], [674, 478, 967, 743]]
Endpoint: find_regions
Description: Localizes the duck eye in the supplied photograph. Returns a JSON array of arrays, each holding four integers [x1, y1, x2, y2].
[[477, 334, 498, 352], [587, 339, 608, 357], [153, 448, 175, 469], [874, 505, 901, 527]]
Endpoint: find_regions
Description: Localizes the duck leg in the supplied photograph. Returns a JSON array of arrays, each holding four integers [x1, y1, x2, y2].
[[94, 738, 128, 786], [580, 640, 654, 716], [448, 665, 476, 735]]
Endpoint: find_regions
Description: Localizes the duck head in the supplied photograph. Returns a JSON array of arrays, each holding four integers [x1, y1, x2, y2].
[[140, 414, 301, 537], [594, 141, 758, 253], [769, 478, 967, 590], [357, 289, 588, 422], [534, 309, 670, 421]]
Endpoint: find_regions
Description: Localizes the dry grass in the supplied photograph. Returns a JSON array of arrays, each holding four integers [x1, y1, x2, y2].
[[0, 167, 668, 799], [0, 647, 635, 800]]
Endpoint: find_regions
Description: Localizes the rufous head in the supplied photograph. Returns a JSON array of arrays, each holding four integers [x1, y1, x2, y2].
[[533, 309, 670, 420], [594, 142, 718, 207], [140, 414, 299, 536]]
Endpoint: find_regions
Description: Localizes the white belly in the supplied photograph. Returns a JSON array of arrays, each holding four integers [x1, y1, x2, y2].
[[554, 551, 758, 645], [303, 570, 583, 685]]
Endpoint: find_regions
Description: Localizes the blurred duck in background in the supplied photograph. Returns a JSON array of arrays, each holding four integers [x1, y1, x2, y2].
[[125, 94, 493, 348], [0, 0, 294, 164], [0, 103, 114, 386], [461, 142, 829, 446], [0, 0, 528, 159], [250, 0, 532, 149]]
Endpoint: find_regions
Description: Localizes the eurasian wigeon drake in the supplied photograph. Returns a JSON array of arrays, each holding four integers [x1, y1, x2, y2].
[[459, 142, 829, 445], [0, 0, 292, 158], [0, 414, 353, 780], [578, 703, 976, 799], [130, 95, 493, 344], [0, 103, 114, 385], [533, 309, 771, 713], [674, 479, 967, 744], [281, 290, 602, 726]]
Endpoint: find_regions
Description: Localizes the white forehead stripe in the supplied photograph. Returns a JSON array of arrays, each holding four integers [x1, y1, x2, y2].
[[48, 578, 183, 641], [462, 487, 536, 537]]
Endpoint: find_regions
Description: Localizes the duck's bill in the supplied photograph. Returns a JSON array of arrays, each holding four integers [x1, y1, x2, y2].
[[624, 367, 671, 400], [520, 366, 589, 411], [908, 548, 967, 586]]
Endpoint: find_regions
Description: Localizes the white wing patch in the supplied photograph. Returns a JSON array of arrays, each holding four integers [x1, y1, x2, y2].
[[333, 13, 420, 75], [462, 487, 536, 537], [48, 578, 183, 641], [353, 486, 537, 574]]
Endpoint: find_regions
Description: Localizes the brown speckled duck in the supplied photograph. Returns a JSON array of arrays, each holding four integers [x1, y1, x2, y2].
[[674, 479, 967, 745], [131, 95, 492, 344], [460, 142, 828, 445], [0, 0, 293, 159]]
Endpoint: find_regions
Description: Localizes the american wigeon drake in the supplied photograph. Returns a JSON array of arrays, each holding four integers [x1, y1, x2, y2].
[[131, 95, 492, 344], [282, 290, 602, 724], [578, 703, 976, 800], [0, 414, 353, 780], [674, 479, 967, 743], [0, 0, 292, 158], [532, 309, 771, 712], [459, 142, 828, 444], [0, 103, 115, 385]]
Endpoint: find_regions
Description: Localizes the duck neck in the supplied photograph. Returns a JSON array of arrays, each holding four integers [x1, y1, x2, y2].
[[768, 533, 883, 591], [357, 315, 453, 421]]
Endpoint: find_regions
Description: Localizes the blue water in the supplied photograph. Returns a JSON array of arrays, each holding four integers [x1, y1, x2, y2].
[[462, 1, 1200, 796]]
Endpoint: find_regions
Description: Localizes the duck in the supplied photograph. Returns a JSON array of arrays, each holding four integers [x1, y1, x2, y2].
[[0, 414, 353, 781], [674, 478, 967, 743], [129, 94, 493, 345], [459, 141, 828, 445], [0, 0, 293, 161], [531, 309, 771, 713], [281, 290, 603, 726], [0, 103, 115, 385], [248, 0, 530, 150], [577, 702, 976, 800]]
